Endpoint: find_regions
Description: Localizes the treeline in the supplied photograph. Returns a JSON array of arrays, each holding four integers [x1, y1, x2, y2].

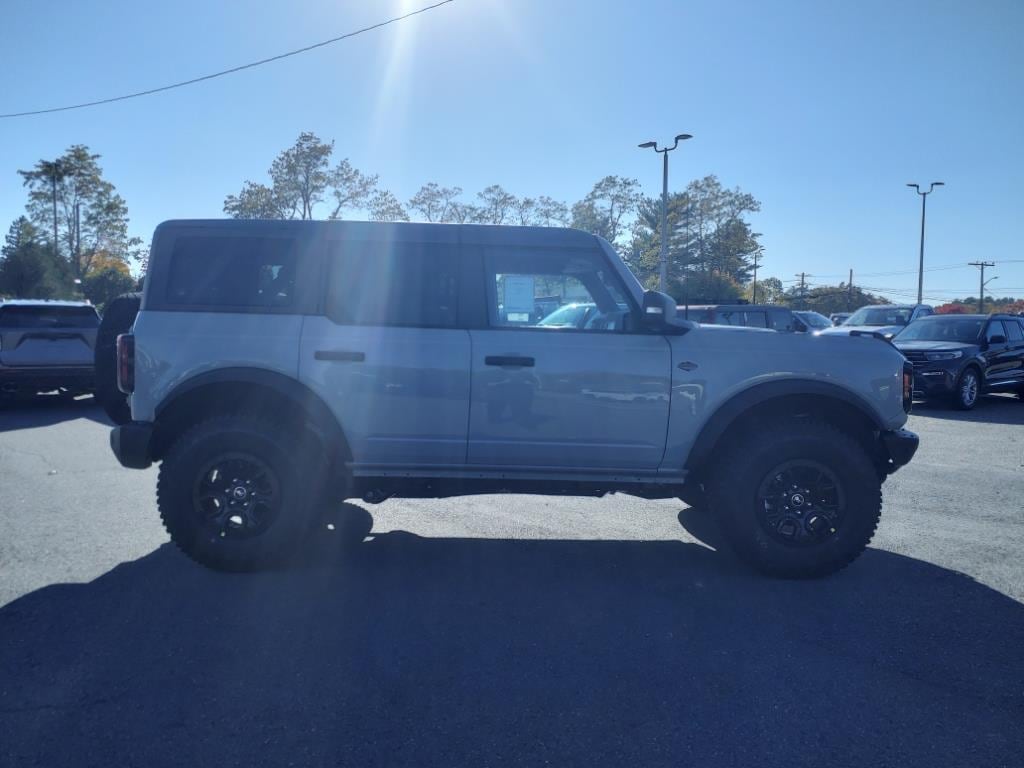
[[2, 133, 770, 308], [222, 132, 766, 302], [1, 146, 140, 308]]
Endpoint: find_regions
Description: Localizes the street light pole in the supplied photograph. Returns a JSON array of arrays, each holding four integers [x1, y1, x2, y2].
[[639, 134, 692, 292], [906, 181, 944, 304]]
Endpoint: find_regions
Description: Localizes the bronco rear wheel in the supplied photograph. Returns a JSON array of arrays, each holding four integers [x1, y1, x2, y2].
[[708, 420, 881, 578], [157, 414, 324, 571]]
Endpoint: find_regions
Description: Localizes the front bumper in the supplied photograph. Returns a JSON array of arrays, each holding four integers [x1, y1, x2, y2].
[[881, 428, 919, 473], [110, 422, 154, 469], [911, 365, 958, 400]]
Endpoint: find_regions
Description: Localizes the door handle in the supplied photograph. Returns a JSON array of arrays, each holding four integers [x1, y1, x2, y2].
[[314, 350, 365, 362], [485, 355, 535, 368]]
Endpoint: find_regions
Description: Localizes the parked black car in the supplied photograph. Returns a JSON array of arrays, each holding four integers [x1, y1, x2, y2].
[[893, 313, 1024, 409]]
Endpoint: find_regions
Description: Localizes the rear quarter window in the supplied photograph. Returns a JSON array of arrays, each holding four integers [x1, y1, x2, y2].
[[164, 236, 298, 309]]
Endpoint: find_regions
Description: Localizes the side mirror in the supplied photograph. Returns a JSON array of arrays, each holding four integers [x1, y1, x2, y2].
[[989, 335, 1007, 345], [641, 290, 677, 329]]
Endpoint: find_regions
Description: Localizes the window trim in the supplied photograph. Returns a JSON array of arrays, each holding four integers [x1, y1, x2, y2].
[[321, 239, 462, 330], [478, 244, 646, 335]]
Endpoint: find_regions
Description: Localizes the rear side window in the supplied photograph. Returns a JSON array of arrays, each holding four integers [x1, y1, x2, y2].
[[326, 241, 459, 327], [714, 309, 767, 328], [0, 305, 99, 328], [744, 311, 768, 328], [165, 236, 298, 308], [1005, 320, 1023, 342]]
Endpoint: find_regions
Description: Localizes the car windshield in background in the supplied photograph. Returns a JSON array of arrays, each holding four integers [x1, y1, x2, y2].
[[0, 305, 99, 329], [846, 307, 913, 326], [796, 311, 831, 329], [896, 318, 985, 342], [538, 303, 592, 327]]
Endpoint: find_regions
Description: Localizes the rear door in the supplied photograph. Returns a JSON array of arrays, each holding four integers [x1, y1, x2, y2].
[[0, 305, 99, 367], [299, 228, 471, 468], [466, 242, 671, 471]]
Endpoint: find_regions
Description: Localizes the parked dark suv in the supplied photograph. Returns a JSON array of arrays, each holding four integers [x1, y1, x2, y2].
[[0, 300, 100, 397], [893, 313, 1024, 409]]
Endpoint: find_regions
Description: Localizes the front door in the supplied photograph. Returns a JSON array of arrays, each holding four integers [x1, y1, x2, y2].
[[299, 234, 470, 468], [983, 320, 1015, 383], [467, 244, 672, 471]]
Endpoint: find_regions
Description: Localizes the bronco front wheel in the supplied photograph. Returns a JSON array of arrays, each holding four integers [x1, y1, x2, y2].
[[708, 420, 882, 578]]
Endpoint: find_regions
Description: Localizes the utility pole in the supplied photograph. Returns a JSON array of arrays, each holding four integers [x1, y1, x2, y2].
[[969, 261, 995, 313], [752, 247, 763, 304], [795, 272, 809, 309], [847, 268, 854, 311], [906, 182, 944, 304], [639, 133, 693, 291]]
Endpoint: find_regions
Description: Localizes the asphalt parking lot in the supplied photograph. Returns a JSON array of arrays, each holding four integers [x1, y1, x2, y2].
[[1, 395, 1022, 767]]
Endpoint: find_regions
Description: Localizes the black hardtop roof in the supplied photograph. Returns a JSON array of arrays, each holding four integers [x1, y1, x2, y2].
[[153, 219, 601, 248]]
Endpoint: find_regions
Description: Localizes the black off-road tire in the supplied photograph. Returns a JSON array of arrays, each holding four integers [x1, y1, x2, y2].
[[707, 420, 882, 579], [94, 292, 141, 424], [157, 414, 326, 572], [951, 366, 981, 411]]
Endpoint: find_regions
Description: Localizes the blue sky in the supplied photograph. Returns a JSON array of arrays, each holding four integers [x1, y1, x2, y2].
[[1, 0, 1022, 301]]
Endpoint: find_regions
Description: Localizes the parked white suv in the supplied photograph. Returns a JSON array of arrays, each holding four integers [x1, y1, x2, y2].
[[111, 220, 918, 577]]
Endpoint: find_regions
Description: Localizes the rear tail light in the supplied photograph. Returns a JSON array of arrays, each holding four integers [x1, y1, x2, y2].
[[117, 333, 135, 394], [902, 361, 914, 413]]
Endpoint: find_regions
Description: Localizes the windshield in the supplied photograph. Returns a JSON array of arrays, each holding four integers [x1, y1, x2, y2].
[[846, 307, 912, 327], [896, 318, 985, 342], [796, 311, 831, 329], [538, 303, 592, 327]]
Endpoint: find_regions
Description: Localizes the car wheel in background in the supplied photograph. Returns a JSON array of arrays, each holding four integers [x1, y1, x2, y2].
[[952, 367, 980, 411]]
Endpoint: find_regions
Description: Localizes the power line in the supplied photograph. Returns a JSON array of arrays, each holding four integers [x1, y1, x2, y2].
[[0, 0, 456, 119]]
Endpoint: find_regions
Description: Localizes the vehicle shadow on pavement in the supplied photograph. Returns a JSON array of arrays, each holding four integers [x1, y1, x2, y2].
[[2, 504, 1022, 767], [0, 395, 110, 432], [912, 393, 1024, 425]]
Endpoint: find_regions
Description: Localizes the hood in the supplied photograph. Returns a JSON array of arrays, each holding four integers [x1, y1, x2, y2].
[[893, 340, 979, 353], [818, 324, 905, 338]]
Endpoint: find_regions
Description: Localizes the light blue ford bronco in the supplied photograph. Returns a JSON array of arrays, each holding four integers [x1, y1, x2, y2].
[[111, 220, 918, 577]]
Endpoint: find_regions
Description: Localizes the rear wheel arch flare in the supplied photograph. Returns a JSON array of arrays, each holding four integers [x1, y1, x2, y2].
[[151, 367, 350, 465]]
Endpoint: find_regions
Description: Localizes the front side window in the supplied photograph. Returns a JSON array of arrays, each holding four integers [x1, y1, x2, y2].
[[485, 248, 632, 332], [986, 321, 1007, 343], [166, 236, 297, 308], [326, 241, 458, 327]]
